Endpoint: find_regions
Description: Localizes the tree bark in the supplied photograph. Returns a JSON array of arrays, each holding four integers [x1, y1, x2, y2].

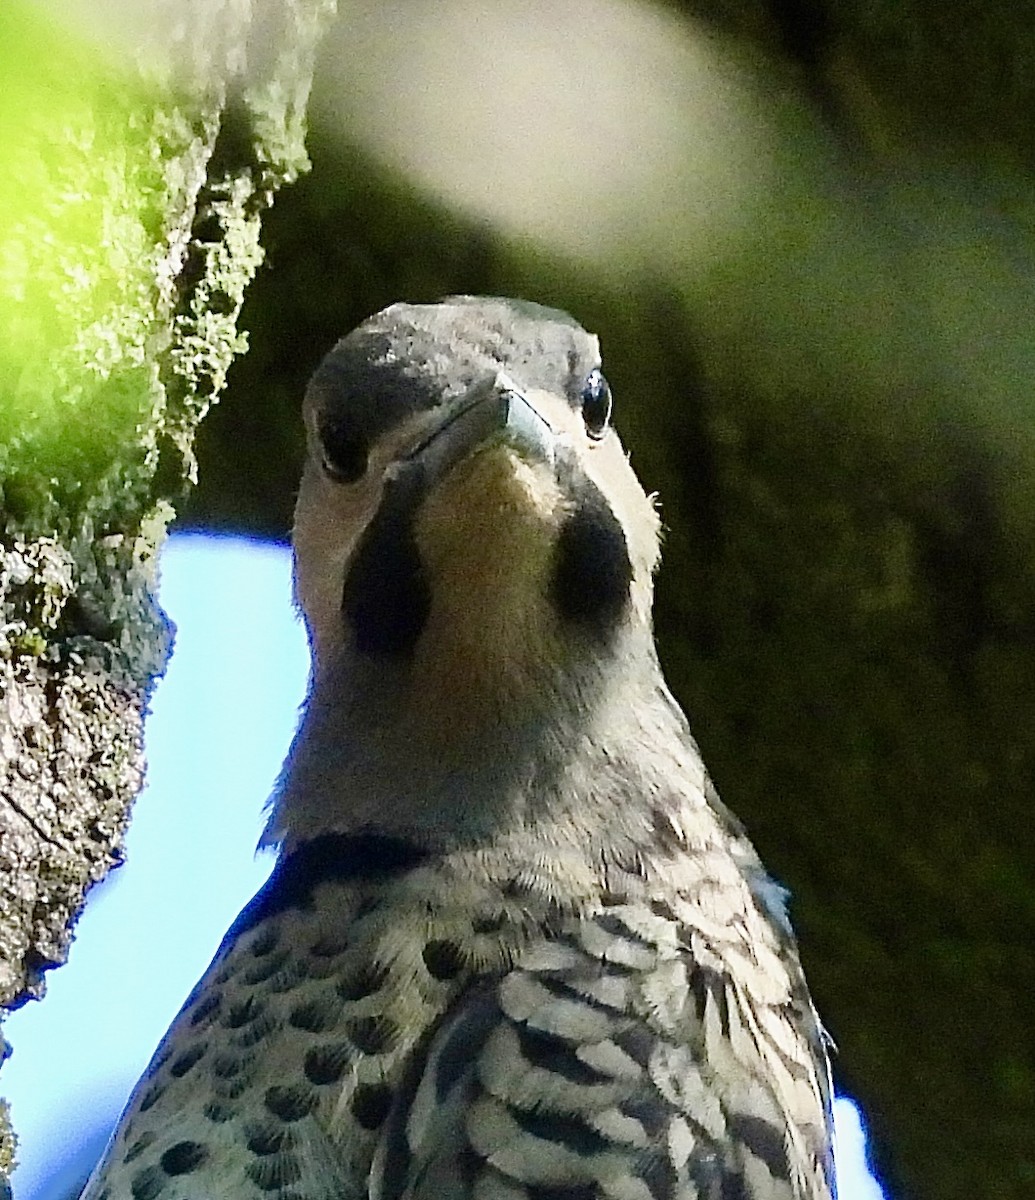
[[0, 0, 335, 1182]]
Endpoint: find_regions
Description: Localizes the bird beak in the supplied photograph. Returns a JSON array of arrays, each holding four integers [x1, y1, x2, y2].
[[393, 371, 557, 495]]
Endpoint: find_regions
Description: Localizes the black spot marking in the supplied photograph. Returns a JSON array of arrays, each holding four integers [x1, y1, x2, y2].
[[516, 1024, 608, 1086], [222, 996, 266, 1029], [472, 913, 506, 934], [130, 1165, 164, 1200], [337, 960, 389, 1001], [149, 1045, 174, 1073], [137, 1082, 164, 1113], [242, 949, 291, 985], [348, 1014, 397, 1054], [189, 991, 222, 1027], [247, 1123, 294, 1156], [246, 1153, 302, 1192], [343, 473, 431, 656], [550, 481, 631, 635], [512, 1105, 609, 1157], [290, 993, 342, 1033], [423, 939, 465, 980], [351, 1083, 393, 1130], [160, 1141, 208, 1176], [232, 1011, 281, 1048], [310, 932, 349, 957], [250, 925, 280, 957], [213, 1074, 250, 1101], [266, 962, 309, 993], [212, 1051, 246, 1079], [229, 834, 427, 935], [728, 1113, 789, 1180], [304, 1042, 352, 1085], [169, 1043, 206, 1078], [264, 1084, 317, 1122], [204, 1100, 236, 1123], [122, 1132, 156, 1164]]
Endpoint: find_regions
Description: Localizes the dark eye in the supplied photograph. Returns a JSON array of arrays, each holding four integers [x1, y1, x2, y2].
[[318, 412, 368, 482], [579, 368, 612, 440]]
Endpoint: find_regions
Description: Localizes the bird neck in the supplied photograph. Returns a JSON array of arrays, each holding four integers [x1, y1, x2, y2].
[[265, 629, 697, 867]]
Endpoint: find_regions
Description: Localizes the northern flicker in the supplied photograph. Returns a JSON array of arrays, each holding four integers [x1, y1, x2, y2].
[[81, 297, 836, 1200]]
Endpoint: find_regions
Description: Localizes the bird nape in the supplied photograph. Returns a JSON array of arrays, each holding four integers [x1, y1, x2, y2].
[[81, 297, 835, 1200]]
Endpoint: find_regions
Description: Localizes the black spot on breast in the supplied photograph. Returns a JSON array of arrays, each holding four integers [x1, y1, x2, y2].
[[423, 939, 465, 980], [351, 1083, 393, 1130], [348, 1014, 397, 1054], [250, 925, 280, 957], [130, 1165, 164, 1200], [550, 479, 631, 636], [203, 1100, 236, 1123], [169, 1043, 206, 1078], [122, 1132, 156, 1164], [472, 913, 506, 934], [242, 949, 291, 985], [211, 1051, 246, 1079], [290, 993, 343, 1032], [337, 960, 389, 1001], [343, 473, 430, 656], [212, 1074, 250, 1101], [137, 1082, 164, 1113], [264, 1084, 317, 1122], [246, 1153, 302, 1192], [233, 1011, 281, 1048], [188, 991, 222, 1027], [247, 1123, 294, 1156], [310, 931, 350, 957], [222, 996, 266, 1029], [160, 1141, 208, 1176], [303, 1042, 352, 1085]]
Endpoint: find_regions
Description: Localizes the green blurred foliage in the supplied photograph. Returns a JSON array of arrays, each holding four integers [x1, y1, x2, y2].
[[0, 2, 167, 535]]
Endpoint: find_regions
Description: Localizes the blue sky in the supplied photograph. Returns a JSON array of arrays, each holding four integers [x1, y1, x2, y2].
[[4, 533, 887, 1200]]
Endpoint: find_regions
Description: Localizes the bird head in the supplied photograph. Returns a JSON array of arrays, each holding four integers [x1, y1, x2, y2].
[[273, 297, 676, 851]]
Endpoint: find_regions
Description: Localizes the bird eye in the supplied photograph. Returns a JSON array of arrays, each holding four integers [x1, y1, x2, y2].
[[580, 369, 612, 440], [318, 412, 368, 483]]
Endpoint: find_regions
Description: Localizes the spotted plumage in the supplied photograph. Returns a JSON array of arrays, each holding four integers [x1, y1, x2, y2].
[[82, 297, 835, 1200]]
